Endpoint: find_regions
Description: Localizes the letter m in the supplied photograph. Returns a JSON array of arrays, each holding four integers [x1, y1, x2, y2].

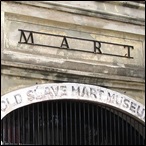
[[18, 30, 34, 44]]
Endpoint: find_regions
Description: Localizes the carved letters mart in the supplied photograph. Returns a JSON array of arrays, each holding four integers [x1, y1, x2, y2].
[[18, 29, 134, 59]]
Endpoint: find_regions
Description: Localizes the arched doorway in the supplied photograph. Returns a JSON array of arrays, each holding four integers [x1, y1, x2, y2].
[[1, 83, 145, 145], [1, 100, 145, 145]]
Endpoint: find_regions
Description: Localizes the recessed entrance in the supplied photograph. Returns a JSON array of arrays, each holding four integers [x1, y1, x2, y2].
[[1, 100, 145, 145]]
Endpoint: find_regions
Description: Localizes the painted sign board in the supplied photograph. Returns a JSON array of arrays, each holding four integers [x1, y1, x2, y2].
[[1, 83, 145, 122], [1, 83, 145, 145]]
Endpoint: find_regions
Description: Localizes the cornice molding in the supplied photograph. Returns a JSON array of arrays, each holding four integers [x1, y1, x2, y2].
[[12, 1, 145, 26]]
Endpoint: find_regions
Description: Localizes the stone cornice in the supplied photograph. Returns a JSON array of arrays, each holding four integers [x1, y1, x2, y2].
[[1, 60, 145, 85], [1, 1, 145, 35], [12, 1, 145, 26], [105, 1, 145, 10]]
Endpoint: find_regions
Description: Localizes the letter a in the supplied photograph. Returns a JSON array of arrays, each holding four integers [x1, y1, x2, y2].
[[60, 36, 69, 49]]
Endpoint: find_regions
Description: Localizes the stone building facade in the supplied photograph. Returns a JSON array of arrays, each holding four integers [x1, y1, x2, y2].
[[1, 1, 145, 145]]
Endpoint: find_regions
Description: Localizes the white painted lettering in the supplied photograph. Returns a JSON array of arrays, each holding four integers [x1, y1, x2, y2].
[[130, 102, 137, 113], [51, 86, 59, 96], [14, 94, 22, 104], [1, 100, 7, 111], [81, 86, 90, 98], [90, 87, 97, 99], [72, 86, 80, 96], [60, 86, 67, 97], [27, 90, 35, 101]]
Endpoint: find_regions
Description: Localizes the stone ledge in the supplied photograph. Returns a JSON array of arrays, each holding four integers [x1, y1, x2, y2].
[[2, 2, 145, 35], [1, 60, 145, 85], [1, 52, 145, 79], [106, 1, 145, 10], [13, 1, 145, 25]]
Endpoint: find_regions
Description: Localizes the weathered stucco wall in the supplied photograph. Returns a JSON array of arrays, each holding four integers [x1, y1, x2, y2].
[[1, 1, 145, 105]]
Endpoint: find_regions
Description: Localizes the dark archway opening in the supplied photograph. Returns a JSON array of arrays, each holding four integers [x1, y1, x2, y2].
[[1, 100, 145, 145]]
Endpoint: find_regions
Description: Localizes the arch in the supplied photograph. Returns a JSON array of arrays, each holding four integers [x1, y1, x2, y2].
[[1, 83, 145, 123]]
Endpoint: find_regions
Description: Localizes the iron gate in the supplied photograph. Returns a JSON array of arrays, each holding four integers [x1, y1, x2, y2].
[[1, 100, 145, 145]]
